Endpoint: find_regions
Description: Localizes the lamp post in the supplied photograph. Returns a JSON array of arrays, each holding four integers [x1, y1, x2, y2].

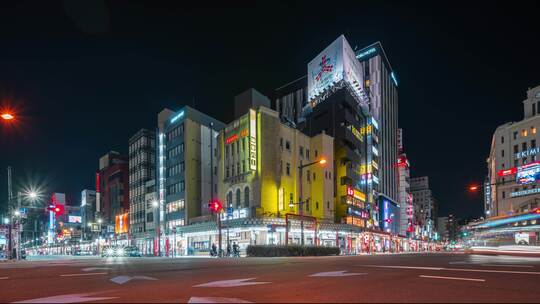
[[288, 158, 327, 246]]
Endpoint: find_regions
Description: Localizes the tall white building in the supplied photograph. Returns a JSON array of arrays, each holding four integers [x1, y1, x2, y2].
[[397, 154, 413, 236], [486, 85, 540, 218], [410, 176, 435, 240]]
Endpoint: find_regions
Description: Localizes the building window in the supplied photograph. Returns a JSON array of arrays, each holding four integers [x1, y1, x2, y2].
[[522, 130, 528, 137], [316, 202, 319, 210], [501, 136, 505, 144], [534, 103, 537, 116], [533, 127, 537, 134], [307, 170, 311, 182], [236, 189, 241, 208], [280, 138, 283, 149], [523, 142, 527, 151], [244, 186, 250, 207], [514, 132, 518, 140], [315, 150, 318, 158], [532, 139, 537, 149], [299, 146, 304, 158], [226, 166, 230, 178], [227, 191, 233, 207], [501, 150, 505, 157], [285, 141, 291, 151], [306, 149, 310, 159], [313, 172, 316, 180], [286, 163, 290, 175], [237, 162, 240, 175], [514, 145, 518, 154], [327, 201, 330, 209]]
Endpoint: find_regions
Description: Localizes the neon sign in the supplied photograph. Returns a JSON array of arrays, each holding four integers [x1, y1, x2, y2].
[[249, 109, 257, 171], [170, 111, 184, 123], [515, 147, 540, 159], [356, 47, 377, 59], [226, 134, 238, 145], [497, 167, 517, 177], [516, 161, 540, 184], [347, 186, 366, 202]]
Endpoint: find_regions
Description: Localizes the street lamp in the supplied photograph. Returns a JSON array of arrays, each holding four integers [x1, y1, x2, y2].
[[1, 112, 14, 121], [288, 158, 327, 246]]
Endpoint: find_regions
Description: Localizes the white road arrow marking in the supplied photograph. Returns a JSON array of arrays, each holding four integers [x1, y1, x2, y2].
[[188, 297, 252, 303], [194, 278, 270, 288], [110, 275, 158, 285], [0, 277, 9, 280], [310, 270, 366, 277], [82, 267, 111, 272], [14, 293, 117, 303]]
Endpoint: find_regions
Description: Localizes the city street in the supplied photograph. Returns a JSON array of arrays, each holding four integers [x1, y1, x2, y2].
[[2, 253, 540, 303]]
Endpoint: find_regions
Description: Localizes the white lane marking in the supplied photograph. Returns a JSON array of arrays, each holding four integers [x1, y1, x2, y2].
[[449, 261, 470, 264], [357, 265, 540, 275], [194, 278, 270, 288], [60, 272, 108, 277], [188, 297, 252, 303], [81, 267, 111, 272], [0, 277, 9, 280], [358, 265, 443, 271], [110, 275, 158, 285], [481, 264, 534, 268], [310, 270, 367, 277], [419, 275, 485, 282], [14, 293, 117, 303]]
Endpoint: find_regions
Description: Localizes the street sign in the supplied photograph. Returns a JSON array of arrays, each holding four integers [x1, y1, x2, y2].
[[91, 223, 100, 232], [19, 208, 28, 219], [227, 207, 233, 215]]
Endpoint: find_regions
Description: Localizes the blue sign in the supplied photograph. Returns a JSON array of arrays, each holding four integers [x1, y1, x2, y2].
[[227, 207, 233, 215]]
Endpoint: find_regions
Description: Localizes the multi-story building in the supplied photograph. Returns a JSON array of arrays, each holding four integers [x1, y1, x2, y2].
[[486, 85, 540, 218], [156, 106, 225, 255], [410, 176, 435, 240], [81, 189, 96, 240], [397, 154, 413, 236], [286, 35, 378, 230], [128, 128, 156, 253], [356, 42, 399, 203], [97, 151, 129, 239]]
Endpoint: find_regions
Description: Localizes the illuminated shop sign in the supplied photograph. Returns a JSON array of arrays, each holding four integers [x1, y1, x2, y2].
[[515, 147, 540, 159], [360, 124, 373, 136], [348, 125, 363, 142], [356, 47, 377, 59], [347, 186, 366, 202], [225, 134, 238, 145], [68, 216, 82, 223], [220, 208, 249, 221], [307, 35, 365, 104], [170, 111, 184, 123], [115, 213, 129, 234], [249, 109, 257, 171], [516, 161, 540, 184], [397, 155, 409, 168], [497, 167, 517, 177], [348, 207, 369, 219]]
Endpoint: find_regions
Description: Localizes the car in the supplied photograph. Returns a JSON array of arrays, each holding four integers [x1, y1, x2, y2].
[[101, 246, 126, 258], [124, 246, 142, 257]]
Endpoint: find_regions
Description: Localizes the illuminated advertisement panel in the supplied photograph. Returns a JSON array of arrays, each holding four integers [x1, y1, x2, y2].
[[115, 213, 129, 234], [516, 161, 540, 184], [497, 167, 517, 177], [307, 35, 365, 105], [249, 109, 257, 171], [68, 216, 82, 223]]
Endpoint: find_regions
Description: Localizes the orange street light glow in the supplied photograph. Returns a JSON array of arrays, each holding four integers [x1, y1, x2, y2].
[[469, 185, 479, 191], [319, 159, 327, 165], [1, 113, 14, 120]]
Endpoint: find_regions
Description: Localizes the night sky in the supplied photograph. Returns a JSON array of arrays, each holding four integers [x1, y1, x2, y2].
[[1, 1, 540, 220]]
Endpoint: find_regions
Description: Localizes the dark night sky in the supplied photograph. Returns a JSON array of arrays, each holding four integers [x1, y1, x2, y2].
[[1, 1, 539, 220]]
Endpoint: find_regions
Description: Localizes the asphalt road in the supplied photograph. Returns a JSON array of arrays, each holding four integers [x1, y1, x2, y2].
[[1, 253, 540, 303]]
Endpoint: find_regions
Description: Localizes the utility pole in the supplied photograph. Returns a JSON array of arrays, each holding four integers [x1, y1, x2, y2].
[[7, 166, 13, 259]]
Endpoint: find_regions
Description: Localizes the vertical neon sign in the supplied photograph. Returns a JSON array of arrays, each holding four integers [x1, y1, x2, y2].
[[249, 109, 257, 171]]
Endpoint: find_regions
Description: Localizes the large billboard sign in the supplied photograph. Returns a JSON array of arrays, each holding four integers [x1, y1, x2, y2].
[[115, 213, 129, 234], [307, 35, 365, 107], [516, 161, 540, 184]]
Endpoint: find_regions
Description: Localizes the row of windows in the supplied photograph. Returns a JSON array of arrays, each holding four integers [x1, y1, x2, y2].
[[226, 137, 248, 157], [226, 161, 248, 178], [279, 138, 317, 159], [501, 184, 537, 199], [167, 199, 185, 213], [167, 181, 185, 195], [129, 136, 155, 154], [146, 212, 153, 223], [168, 143, 184, 158], [167, 219, 185, 231], [226, 187, 250, 209], [167, 123, 184, 141], [168, 162, 185, 177], [503, 126, 538, 143]]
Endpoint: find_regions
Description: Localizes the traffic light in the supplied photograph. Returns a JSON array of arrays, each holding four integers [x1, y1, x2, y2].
[[208, 200, 223, 213], [47, 204, 64, 216]]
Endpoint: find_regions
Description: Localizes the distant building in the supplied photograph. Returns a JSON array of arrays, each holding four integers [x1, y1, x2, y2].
[[128, 128, 156, 253], [97, 151, 129, 238], [486, 85, 540, 218], [397, 154, 413, 237], [410, 176, 435, 240], [81, 190, 96, 240]]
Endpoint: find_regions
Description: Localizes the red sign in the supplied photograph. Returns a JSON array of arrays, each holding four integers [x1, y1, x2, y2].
[[226, 134, 238, 145], [497, 167, 517, 177], [96, 172, 100, 193]]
